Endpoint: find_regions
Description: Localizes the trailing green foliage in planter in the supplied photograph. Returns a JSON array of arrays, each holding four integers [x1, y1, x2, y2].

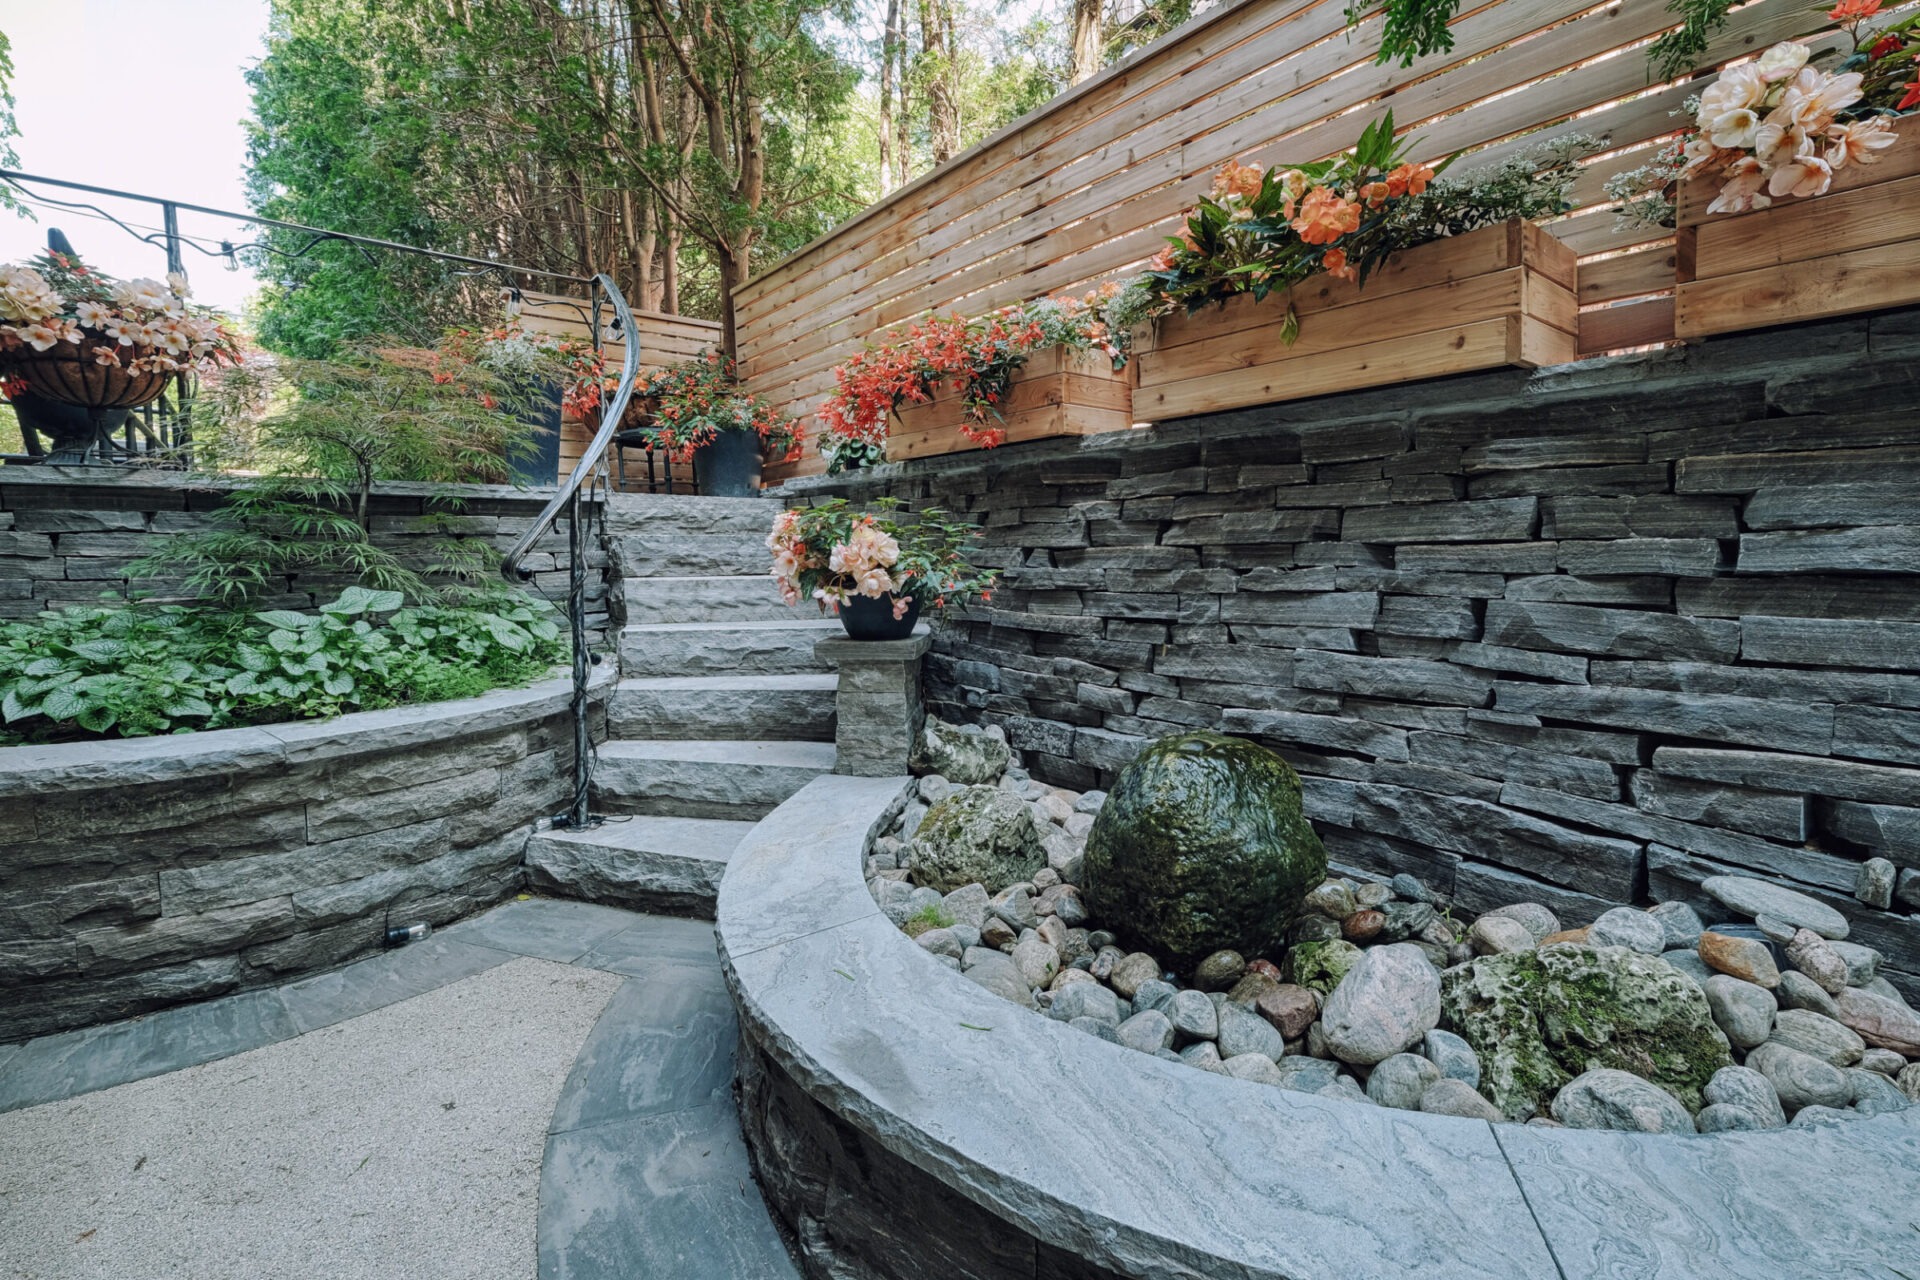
[[0, 586, 565, 744]]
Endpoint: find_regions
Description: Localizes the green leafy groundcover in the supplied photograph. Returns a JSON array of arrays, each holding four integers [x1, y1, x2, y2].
[[0, 586, 567, 744]]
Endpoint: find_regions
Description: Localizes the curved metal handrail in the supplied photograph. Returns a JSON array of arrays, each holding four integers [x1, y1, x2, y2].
[[500, 271, 641, 582], [500, 272, 643, 830]]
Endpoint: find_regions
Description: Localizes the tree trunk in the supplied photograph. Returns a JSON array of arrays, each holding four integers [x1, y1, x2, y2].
[[921, 0, 958, 166], [1070, 0, 1104, 84], [879, 0, 901, 194]]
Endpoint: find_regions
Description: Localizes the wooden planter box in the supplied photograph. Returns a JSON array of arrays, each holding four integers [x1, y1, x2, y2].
[[1675, 116, 1920, 340], [885, 347, 1133, 462], [1130, 219, 1577, 421]]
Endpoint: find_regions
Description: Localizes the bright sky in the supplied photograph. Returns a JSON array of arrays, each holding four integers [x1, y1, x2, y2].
[[0, 0, 270, 316]]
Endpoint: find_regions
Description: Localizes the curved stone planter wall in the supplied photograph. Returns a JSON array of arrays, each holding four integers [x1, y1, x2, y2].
[[0, 669, 610, 1043], [718, 774, 1920, 1280]]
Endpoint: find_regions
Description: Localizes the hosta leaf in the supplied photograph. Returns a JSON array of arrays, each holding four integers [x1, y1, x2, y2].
[[236, 646, 275, 673], [23, 657, 65, 677], [71, 639, 128, 662], [40, 686, 86, 722], [256, 610, 318, 630], [226, 671, 265, 695], [164, 697, 214, 718], [2, 688, 35, 723], [322, 672, 355, 696], [76, 704, 117, 733], [266, 628, 302, 653], [322, 586, 405, 616]]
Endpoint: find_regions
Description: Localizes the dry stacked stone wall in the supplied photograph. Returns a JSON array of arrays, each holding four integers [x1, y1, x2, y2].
[[777, 308, 1920, 998], [0, 470, 610, 642]]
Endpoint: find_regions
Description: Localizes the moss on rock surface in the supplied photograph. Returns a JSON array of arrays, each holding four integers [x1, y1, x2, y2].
[[910, 786, 1045, 892], [1439, 945, 1734, 1121], [1082, 731, 1327, 975], [1286, 939, 1362, 995]]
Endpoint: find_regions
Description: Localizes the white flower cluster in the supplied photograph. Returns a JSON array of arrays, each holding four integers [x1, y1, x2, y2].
[[1686, 42, 1897, 213], [0, 265, 227, 373]]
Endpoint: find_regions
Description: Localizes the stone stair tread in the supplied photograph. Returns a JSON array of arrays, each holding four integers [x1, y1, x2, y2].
[[621, 619, 839, 634], [616, 674, 837, 692], [597, 739, 837, 768], [532, 815, 757, 865]]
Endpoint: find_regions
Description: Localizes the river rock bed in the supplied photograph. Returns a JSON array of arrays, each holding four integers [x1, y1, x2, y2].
[[868, 722, 1920, 1135]]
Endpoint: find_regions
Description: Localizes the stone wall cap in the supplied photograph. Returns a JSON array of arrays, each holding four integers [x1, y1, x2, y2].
[[813, 628, 932, 664], [0, 666, 606, 797], [717, 774, 1920, 1280]]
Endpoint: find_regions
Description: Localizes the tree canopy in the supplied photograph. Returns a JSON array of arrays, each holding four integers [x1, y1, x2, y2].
[[244, 0, 1213, 356]]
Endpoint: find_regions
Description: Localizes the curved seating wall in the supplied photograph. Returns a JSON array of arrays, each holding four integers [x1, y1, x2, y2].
[[0, 670, 610, 1043], [717, 773, 1920, 1280]]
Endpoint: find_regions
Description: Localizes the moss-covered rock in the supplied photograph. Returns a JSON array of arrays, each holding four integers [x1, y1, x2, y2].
[[1082, 731, 1327, 974], [911, 717, 1011, 785], [1285, 939, 1363, 995], [1439, 945, 1734, 1121], [909, 786, 1044, 893]]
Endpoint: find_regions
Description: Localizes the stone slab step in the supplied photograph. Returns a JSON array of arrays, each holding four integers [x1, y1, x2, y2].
[[524, 816, 757, 919], [623, 575, 796, 625], [614, 532, 771, 579], [619, 620, 840, 677], [603, 492, 777, 536], [593, 739, 837, 820], [608, 675, 837, 741]]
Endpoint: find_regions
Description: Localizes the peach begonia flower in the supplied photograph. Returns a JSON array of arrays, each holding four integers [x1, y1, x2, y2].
[[1210, 160, 1264, 202], [1699, 63, 1767, 120], [891, 597, 912, 621], [1707, 157, 1773, 214], [1147, 246, 1180, 272], [1705, 107, 1763, 150], [92, 345, 122, 367], [1359, 181, 1391, 208], [16, 321, 65, 352], [1767, 150, 1833, 199], [1827, 116, 1898, 170], [1827, 0, 1880, 22], [1291, 187, 1360, 245], [1769, 68, 1863, 135], [73, 300, 113, 330], [1384, 162, 1434, 198], [1752, 122, 1810, 172], [1322, 247, 1357, 281], [1755, 41, 1810, 83]]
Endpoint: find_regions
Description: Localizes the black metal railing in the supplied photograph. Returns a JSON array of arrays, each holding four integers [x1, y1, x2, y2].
[[0, 170, 643, 831], [501, 275, 643, 830]]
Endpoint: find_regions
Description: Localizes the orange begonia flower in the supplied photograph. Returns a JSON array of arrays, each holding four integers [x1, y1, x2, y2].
[[1210, 160, 1265, 202], [1322, 248, 1357, 281], [1828, 0, 1880, 20], [1385, 162, 1435, 199], [1291, 187, 1360, 245]]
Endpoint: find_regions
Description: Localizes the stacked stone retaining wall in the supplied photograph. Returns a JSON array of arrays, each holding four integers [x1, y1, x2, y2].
[[0, 470, 609, 641], [0, 673, 609, 1043], [776, 308, 1920, 996]]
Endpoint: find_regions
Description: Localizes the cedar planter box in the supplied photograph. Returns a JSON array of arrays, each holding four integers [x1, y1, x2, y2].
[[1675, 116, 1920, 340], [1130, 219, 1578, 421], [885, 347, 1133, 462]]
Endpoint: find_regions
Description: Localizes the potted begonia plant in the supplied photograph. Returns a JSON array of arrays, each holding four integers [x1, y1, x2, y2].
[[634, 351, 800, 497], [767, 498, 997, 641]]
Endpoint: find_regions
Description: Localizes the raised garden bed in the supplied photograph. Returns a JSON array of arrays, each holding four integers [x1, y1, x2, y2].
[[1131, 219, 1578, 420], [1675, 116, 1920, 340], [885, 347, 1132, 462]]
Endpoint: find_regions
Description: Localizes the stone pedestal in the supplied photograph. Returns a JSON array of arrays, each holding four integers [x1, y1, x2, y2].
[[813, 628, 932, 777]]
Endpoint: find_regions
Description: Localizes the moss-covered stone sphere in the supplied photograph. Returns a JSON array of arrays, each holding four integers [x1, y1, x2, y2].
[[1082, 731, 1328, 975]]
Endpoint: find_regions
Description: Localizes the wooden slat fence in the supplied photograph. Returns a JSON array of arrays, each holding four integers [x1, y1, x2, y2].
[[514, 290, 723, 492], [736, 0, 1851, 480]]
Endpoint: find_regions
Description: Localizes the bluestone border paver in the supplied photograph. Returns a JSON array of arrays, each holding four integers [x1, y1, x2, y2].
[[276, 935, 513, 1034], [441, 896, 651, 963]]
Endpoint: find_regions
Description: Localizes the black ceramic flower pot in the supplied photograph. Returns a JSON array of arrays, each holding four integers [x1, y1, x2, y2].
[[839, 592, 920, 641], [691, 429, 763, 497]]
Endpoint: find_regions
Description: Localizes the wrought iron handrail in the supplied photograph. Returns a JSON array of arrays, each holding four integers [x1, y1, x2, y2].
[[500, 273, 641, 830]]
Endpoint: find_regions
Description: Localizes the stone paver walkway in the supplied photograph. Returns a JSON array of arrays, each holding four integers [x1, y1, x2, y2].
[[0, 898, 799, 1280]]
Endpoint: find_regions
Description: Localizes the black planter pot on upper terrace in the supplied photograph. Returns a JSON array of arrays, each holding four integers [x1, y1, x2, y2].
[[691, 428, 763, 497], [839, 592, 920, 641]]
